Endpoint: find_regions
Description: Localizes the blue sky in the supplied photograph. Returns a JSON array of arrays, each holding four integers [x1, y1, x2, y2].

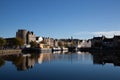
[[0, 0, 120, 39]]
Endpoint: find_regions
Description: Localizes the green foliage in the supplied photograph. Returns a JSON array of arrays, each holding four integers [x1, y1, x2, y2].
[[13, 38, 24, 46], [30, 41, 38, 48], [58, 41, 64, 47], [40, 40, 46, 44], [16, 38, 24, 46], [64, 44, 69, 48], [70, 41, 76, 47], [0, 37, 6, 49]]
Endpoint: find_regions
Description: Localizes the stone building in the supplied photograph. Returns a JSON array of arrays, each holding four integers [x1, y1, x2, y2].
[[102, 38, 114, 48], [91, 35, 120, 49], [114, 36, 120, 48], [58, 39, 82, 47], [91, 36, 104, 48], [16, 29, 36, 45], [77, 40, 91, 48], [42, 37, 54, 47], [54, 39, 59, 47], [16, 29, 28, 44], [27, 31, 36, 44]]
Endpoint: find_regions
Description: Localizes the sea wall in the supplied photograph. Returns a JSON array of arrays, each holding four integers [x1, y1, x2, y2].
[[0, 49, 21, 55]]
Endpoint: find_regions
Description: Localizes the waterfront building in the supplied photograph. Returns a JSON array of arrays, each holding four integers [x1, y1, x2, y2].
[[102, 38, 114, 48], [91, 36, 104, 48], [16, 29, 36, 45], [77, 40, 91, 48], [114, 35, 120, 48], [59, 39, 82, 47], [42, 37, 54, 47], [91, 35, 120, 49], [54, 39, 59, 47], [16, 29, 28, 44], [36, 37, 43, 43], [5, 38, 16, 49], [26, 31, 36, 44]]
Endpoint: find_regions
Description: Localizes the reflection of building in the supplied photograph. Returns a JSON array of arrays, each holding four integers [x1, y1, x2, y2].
[[92, 53, 120, 66], [15, 55, 36, 71], [38, 53, 52, 64], [1, 54, 37, 71]]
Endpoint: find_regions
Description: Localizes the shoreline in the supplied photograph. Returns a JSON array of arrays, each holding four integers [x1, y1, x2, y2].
[[0, 49, 22, 56]]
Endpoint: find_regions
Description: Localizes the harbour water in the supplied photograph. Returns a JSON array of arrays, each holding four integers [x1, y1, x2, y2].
[[0, 52, 120, 80]]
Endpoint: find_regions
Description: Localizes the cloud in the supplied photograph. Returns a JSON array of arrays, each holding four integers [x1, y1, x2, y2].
[[92, 31, 120, 35], [92, 31, 120, 37], [74, 31, 120, 38]]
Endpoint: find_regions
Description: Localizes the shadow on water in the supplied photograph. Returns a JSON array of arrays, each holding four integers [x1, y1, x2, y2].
[[90, 51, 120, 67], [0, 58, 5, 67]]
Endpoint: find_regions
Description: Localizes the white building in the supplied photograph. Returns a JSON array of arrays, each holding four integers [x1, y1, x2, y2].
[[77, 40, 91, 48]]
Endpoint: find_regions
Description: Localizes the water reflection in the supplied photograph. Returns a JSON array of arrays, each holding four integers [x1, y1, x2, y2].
[[0, 54, 36, 71], [0, 52, 93, 71], [92, 52, 120, 67], [1, 51, 120, 71], [0, 58, 5, 67]]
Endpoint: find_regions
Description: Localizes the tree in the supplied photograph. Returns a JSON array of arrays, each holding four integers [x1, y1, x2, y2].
[[58, 41, 64, 47], [30, 41, 38, 48], [16, 38, 24, 46], [0, 37, 6, 49], [12, 38, 24, 48], [40, 40, 46, 44]]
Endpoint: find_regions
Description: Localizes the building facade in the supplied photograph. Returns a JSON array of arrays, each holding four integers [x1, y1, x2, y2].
[[91, 35, 120, 49], [16, 29, 28, 44], [16, 29, 36, 45], [42, 37, 54, 47]]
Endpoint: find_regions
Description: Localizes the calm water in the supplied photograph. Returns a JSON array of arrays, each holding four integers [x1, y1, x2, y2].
[[0, 51, 120, 80]]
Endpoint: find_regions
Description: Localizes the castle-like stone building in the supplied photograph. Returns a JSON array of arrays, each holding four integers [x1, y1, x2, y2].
[[16, 29, 36, 45]]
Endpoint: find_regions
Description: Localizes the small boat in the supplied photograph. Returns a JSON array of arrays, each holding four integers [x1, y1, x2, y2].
[[22, 48, 41, 53]]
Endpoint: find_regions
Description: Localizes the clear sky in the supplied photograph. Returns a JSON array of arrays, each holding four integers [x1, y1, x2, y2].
[[0, 0, 120, 39]]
